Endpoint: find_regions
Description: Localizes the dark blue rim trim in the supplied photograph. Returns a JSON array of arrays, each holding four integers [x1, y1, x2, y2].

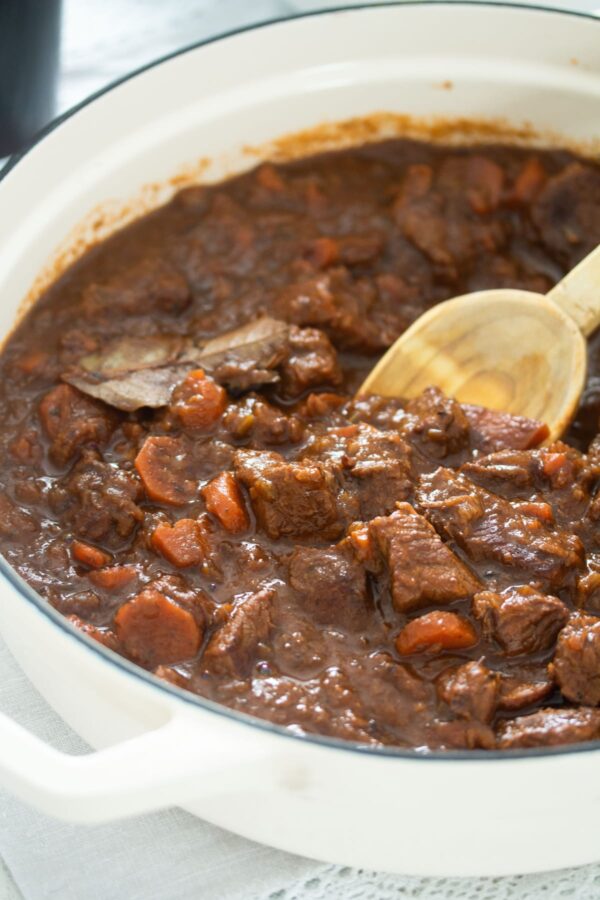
[[1, 0, 599, 762]]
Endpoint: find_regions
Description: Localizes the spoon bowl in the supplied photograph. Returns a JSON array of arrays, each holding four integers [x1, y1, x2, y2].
[[360, 246, 600, 442]]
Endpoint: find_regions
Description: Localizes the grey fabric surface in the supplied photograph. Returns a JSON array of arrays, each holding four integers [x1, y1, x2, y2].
[[0, 635, 319, 900]]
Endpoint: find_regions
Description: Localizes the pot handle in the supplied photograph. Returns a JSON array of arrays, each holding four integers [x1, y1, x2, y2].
[[0, 703, 270, 822]]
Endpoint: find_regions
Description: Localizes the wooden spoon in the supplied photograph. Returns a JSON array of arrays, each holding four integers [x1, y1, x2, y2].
[[359, 245, 600, 442]]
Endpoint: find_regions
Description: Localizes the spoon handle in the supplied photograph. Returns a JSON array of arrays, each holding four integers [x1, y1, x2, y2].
[[547, 244, 600, 338]]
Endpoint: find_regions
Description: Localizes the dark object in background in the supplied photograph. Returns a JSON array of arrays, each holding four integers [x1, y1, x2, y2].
[[0, 0, 62, 157]]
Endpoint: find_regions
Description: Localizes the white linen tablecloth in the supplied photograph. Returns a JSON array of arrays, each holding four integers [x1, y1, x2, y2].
[[2, 1, 600, 897]]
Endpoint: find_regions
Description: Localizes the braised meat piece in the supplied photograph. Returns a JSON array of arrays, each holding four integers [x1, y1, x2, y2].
[[462, 405, 549, 454], [461, 442, 597, 525], [288, 543, 370, 630], [49, 449, 144, 547], [274, 268, 394, 352], [417, 467, 584, 589], [393, 157, 505, 279], [222, 394, 305, 447], [497, 707, 600, 749], [82, 257, 191, 317], [532, 163, 600, 268], [344, 426, 413, 519], [553, 613, 600, 706], [405, 386, 471, 463], [0, 491, 38, 541], [234, 449, 349, 540], [497, 664, 555, 712], [369, 503, 480, 612], [437, 660, 500, 724], [203, 588, 274, 677], [278, 325, 342, 396], [473, 586, 569, 656], [39, 384, 117, 466]]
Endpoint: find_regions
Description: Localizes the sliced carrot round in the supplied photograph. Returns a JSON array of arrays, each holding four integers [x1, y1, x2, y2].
[[395, 611, 477, 655], [151, 518, 209, 568], [202, 471, 249, 533], [134, 435, 196, 506], [89, 565, 138, 591], [71, 540, 111, 569], [114, 587, 202, 667], [171, 369, 227, 430], [542, 452, 568, 477]]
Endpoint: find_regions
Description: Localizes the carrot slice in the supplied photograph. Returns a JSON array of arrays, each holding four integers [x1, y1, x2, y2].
[[305, 236, 339, 269], [17, 349, 48, 375], [395, 611, 477, 655], [171, 369, 227, 430], [134, 435, 196, 506], [151, 518, 209, 567], [507, 157, 546, 206], [89, 565, 138, 591], [202, 471, 249, 533], [519, 501, 554, 524], [114, 587, 202, 667], [542, 452, 568, 477], [348, 522, 377, 568], [71, 540, 111, 569]]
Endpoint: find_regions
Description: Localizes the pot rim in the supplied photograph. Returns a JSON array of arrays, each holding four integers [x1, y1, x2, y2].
[[2, 0, 600, 763]]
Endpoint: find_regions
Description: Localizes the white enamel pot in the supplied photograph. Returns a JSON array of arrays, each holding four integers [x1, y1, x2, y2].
[[0, 2, 599, 878]]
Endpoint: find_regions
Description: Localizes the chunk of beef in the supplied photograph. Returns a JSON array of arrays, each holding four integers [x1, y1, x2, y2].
[[346, 652, 437, 744], [416, 467, 584, 589], [438, 155, 505, 216], [234, 449, 349, 540], [462, 442, 596, 527], [498, 664, 554, 711], [288, 544, 370, 630], [302, 423, 413, 519], [405, 386, 471, 463], [553, 613, 600, 705], [576, 555, 600, 613], [461, 449, 537, 500], [462, 404, 549, 453], [278, 326, 342, 397], [532, 163, 600, 267], [222, 394, 305, 446], [0, 491, 38, 541], [82, 257, 191, 316], [369, 503, 480, 612], [497, 707, 600, 749], [473, 585, 569, 656], [437, 660, 500, 724], [274, 268, 393, 351], [345, 425, 413, 519], [203, 588, 274, 677], [393, 158, 506, 278], [39, 384, 116, 466], [349, 394, 413, 433], [49, 449, 144, 547], [393, 164, 451, 268]]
